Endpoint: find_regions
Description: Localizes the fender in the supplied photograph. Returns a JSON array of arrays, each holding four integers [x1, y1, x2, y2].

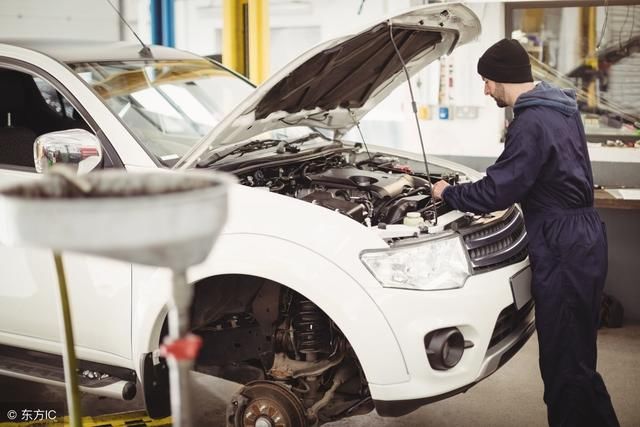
[[132, 232, 410, 386]]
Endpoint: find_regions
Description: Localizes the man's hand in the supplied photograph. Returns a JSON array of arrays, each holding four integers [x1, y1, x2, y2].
[[432, 180, 450, 200]]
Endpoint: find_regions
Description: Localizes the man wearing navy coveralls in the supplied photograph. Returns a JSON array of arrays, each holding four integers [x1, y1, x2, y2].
[[432, 39, 619, 427]]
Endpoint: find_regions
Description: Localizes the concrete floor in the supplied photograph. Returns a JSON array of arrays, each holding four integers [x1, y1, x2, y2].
[[1, 324, 638, 426]]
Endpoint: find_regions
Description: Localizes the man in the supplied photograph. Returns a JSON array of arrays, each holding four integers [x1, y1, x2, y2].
[[432, 39, 619, 427]]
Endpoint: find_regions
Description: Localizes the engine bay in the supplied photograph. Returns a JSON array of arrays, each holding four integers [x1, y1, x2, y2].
[[234, 146, 463, 227]]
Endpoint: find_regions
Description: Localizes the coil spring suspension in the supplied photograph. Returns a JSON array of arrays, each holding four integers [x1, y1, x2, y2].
[[292, 297, 331, 356]]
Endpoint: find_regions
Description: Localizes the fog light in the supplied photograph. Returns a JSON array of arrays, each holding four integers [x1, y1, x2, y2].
[[424, 328, 465, 370]]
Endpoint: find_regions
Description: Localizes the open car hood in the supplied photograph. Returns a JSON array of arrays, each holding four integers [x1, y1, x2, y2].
[[178, 2, 480, 169]]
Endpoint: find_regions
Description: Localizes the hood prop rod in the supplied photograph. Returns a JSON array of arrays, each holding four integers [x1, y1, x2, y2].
[[388, 21, 438, 225], [348, 108, 372, 161]]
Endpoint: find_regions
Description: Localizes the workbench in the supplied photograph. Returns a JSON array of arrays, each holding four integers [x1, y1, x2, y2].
[[595, 189, 640, 210]]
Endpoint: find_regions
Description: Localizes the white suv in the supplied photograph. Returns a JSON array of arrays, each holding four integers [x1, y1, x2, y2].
[[0, 3, 533, 426]]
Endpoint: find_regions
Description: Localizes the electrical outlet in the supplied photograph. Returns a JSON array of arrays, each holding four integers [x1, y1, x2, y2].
[[454, 106, 479, 119]]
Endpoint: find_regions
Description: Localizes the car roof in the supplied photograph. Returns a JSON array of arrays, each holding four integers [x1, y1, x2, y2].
[[0, 39, 203, 63]]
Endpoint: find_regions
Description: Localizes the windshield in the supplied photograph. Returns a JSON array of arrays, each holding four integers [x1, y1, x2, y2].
[[69, 59, 254, 163]]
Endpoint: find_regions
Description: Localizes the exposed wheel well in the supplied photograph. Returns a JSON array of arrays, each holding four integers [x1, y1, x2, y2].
[[151, 274, 373, 424]]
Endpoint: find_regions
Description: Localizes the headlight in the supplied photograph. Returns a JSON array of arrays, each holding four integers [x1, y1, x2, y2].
[[360, 234, 470, 291]]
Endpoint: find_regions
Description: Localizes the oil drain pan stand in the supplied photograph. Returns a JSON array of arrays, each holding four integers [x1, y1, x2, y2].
[[0, 168, 234, 427]]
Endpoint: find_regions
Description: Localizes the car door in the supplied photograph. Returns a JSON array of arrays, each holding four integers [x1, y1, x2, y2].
[[0, 63, 132, 363]]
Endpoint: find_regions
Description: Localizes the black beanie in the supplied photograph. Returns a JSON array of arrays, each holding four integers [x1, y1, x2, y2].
[[477, 39, 533, 83]]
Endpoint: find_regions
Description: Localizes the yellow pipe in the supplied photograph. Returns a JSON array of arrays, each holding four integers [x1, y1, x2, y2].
[[53, 253, 82, 427], [223, 0, 246, 76], [248, 0, 270, 84]]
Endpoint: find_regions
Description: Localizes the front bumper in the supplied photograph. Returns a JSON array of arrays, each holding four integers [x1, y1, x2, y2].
[[374, 319, 535, 417], [366, 257, 534, 414]]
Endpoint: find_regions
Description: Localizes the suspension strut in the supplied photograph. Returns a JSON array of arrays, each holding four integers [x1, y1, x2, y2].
[[292, 297, 331, 360]]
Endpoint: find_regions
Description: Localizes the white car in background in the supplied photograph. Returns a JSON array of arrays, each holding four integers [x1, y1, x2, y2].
[[0, 3, 533, 426]]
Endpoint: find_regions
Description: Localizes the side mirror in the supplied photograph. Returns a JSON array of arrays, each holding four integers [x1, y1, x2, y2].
[[34, 129, 102, 175]]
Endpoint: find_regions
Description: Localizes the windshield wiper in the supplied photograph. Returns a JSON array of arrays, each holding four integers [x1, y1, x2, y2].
[[198, 133, 326, 167], [197, 139, 279, 167], [275, 132, 325, 154]]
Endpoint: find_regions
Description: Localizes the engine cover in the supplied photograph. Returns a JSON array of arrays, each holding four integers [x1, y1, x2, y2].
[[307, 167, 418, 198], [301, 191, 366, 222]]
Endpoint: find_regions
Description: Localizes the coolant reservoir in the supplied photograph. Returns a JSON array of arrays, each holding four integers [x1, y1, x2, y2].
[[403, 212, 424, 227]]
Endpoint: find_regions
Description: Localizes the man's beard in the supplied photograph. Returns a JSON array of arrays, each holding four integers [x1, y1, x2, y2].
[[492, 84, 507, 108], [491, 95, 508, 108], [494, 97, 507, 108]]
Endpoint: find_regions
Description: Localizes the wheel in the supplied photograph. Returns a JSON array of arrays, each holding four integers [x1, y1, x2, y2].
[[228, 381, 308, 427]]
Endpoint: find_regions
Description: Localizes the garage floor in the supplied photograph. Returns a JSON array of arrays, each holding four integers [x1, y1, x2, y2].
[[1, 324, 638, 426]]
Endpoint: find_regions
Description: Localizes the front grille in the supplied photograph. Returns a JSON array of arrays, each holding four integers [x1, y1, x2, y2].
[[489, 299, 535, 350], [462, 207, 528, 272]]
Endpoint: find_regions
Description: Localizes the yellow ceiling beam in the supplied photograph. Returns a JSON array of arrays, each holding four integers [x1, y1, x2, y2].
[[248, 0, 270, 84], [223, 0, 269, 84], [222, 0, 247, 76]]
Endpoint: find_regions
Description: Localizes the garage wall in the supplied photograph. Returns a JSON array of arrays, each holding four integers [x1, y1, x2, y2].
[[164, 0, 415, 67], [123, 0, 152, 46], [414, 2, 506, 158], [0, 0, 120, 40], [171, 0, 222, 56]]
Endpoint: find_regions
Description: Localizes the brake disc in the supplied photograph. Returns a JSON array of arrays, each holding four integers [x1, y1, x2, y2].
[[228, 380, 308, 427]]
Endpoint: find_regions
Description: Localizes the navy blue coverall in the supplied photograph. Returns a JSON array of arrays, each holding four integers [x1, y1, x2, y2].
[[442, 82, 619, 427]]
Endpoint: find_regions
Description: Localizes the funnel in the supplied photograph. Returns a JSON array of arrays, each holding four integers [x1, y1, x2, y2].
[[0, 168, 232, 269], [0, 167, 234, 427]]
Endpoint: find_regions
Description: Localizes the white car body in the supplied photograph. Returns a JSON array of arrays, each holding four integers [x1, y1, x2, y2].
[[0, 3, 533, 423]]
